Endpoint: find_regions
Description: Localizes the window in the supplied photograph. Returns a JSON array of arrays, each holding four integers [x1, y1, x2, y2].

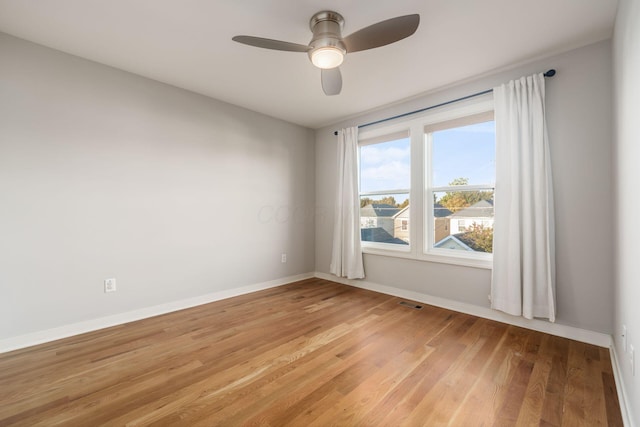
[[357, 95, 495, 268], [359, 131, 410, 249], [426, 113, 495, 257]]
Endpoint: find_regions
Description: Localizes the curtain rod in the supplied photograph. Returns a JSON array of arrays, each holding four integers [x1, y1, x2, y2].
[[333, 69, 556, 135]]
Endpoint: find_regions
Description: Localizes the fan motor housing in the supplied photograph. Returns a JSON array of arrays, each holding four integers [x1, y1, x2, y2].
[[308, 11, 346, 57]]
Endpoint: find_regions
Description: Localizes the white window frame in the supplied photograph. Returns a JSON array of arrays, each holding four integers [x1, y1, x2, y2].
[[358, 94, 494, 269]]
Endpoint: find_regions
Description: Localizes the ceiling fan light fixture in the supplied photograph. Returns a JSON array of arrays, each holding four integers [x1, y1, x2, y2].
[[232, 11, 420, 95], [310, 46, 344, 69]]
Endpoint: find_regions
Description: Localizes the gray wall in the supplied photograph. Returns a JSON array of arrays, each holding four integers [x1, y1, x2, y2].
[[0, 33, 315, 340], [316, 40, 614, 334], [613, 0, 640, 423]]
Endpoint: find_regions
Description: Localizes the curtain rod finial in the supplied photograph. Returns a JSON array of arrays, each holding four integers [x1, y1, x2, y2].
[[544, 69, 556, 77], [334, 131, 338, 135]]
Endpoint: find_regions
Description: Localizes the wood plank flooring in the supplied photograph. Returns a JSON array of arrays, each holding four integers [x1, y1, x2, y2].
[[0, 278, 623, 426]]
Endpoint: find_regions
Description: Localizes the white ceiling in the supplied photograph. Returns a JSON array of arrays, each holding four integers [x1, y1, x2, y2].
[[0, 1, 618, 129]]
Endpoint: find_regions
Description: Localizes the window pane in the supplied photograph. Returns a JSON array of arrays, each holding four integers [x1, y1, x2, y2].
[[360, 195, 409, 245], [360, 135, 410, 247], [432, 190, 494, 253], [431, 121, 495, 187], [360, 137, 410, 193]]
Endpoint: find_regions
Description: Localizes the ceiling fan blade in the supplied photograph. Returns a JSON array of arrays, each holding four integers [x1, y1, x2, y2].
[[321, 68, 342, 96], [342, 14, 420, 53], [232, 35, 310, 52]]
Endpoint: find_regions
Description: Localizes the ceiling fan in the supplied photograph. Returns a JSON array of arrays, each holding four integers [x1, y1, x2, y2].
[[232, 11, 420, 96]]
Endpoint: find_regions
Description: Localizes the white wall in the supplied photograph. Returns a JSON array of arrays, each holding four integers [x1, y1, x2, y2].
[[316, 40, 614, 335], [613, 0, 640, 423], [0, 33, 315, 342]]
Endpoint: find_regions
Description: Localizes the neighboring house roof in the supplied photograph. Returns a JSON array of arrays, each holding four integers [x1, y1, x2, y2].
[[434, 235, 474, 251], [392, 205, 409, 219], [449, 199, 494, 218], [361, 227, 408, 245], [391, 204, 451, 219], [360, 203, 399, 218], [434, 203, 453, 218], [455, 232, 492, 253]]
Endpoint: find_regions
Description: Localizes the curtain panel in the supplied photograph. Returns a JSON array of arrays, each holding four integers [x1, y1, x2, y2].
[[329, 127, 365, 279], [491, 73, 556, 322]]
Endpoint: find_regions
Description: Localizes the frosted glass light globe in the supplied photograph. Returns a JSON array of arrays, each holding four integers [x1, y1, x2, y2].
[[310, 47, 344, 69]]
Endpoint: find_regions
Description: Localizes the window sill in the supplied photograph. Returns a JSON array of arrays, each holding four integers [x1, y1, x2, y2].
[[362, 245, 413, 260], [419, 252, 492, 269], [361, 246, 492, 270]]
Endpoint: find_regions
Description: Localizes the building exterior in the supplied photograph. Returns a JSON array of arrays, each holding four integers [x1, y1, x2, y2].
[[361, 200, 493, 252], [392, 206, 410, 243], [360, 203, 399, 237], [447, 200, 494, 234], [388, 203, 452, 245], [434, 203, 454, 243]]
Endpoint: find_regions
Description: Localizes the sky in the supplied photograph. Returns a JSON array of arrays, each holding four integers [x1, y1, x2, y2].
[[432, 121, 496, 187], [360, 139, 410, 193], [359, 121, 495, 200]]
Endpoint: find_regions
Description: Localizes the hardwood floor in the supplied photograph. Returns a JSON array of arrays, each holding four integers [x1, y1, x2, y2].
[[0, 278, 623, 426]]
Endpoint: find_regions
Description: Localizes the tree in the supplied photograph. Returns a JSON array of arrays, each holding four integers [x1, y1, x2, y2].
[[438, 177, 493, 212], [458, 223, 493, 253], [360, 197, 374, 208], [377, 196, 398, 207], [360, 196, 409, 209]]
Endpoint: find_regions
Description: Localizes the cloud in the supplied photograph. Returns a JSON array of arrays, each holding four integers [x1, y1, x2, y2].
[[361, 160, 410, 192], [359, 139, 410, 192], [360, 144, 409, 167]]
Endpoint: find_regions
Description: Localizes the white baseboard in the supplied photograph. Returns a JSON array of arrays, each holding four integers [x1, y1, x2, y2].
[[610, 344, 634, 427], [0, 272, 314, 354], [314, 272, 612, 348]]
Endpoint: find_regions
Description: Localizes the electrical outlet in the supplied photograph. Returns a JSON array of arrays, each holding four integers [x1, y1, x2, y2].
[[281, 253, 287, 263], [104, 278, 117, 293], [622, 325, 627, 351], [630, 345, 635, 376]]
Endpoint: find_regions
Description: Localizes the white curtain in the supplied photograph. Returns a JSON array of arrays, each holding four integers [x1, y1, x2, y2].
[[329, 127, 365, 279], [491, 73, 556, 322]]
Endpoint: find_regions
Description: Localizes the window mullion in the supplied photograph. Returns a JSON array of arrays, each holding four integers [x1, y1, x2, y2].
[[409, 123, 423, 257], [431, 185, 495, 192], [360, 189, 410, 197]]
